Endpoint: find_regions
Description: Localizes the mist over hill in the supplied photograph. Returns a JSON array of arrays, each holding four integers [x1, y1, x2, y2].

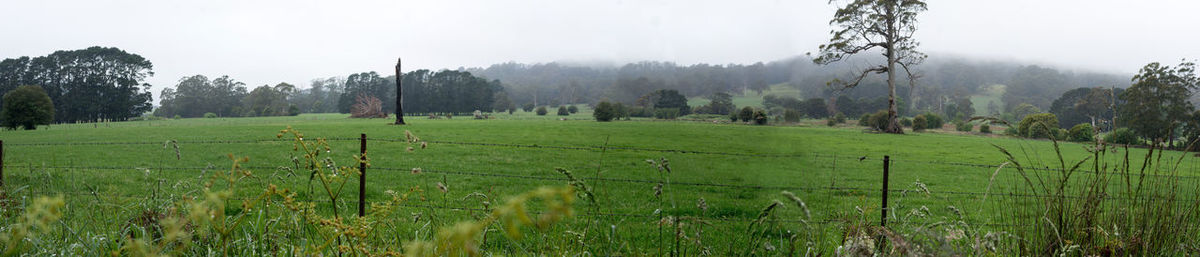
[[465, 55, 1130, 115]]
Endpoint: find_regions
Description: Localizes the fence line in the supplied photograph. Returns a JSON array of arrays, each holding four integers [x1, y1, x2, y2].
[[36, 189, 1040, 228], [7, 163, 1197, 203], [7, 136, 1200, 180]]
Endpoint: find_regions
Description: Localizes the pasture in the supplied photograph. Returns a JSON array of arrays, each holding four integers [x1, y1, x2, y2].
[[2, 113, 1198, 255]]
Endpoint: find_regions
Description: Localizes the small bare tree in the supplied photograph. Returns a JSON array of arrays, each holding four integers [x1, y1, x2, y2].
[[814, 0, 927, 134], [350, 94, 387, 118]]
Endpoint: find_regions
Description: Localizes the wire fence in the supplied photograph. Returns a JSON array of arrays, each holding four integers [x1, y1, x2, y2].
[[3, 135, 1200, 231]]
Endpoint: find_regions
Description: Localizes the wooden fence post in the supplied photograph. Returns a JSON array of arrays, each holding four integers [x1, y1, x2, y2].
[[1, 140, 4, 188], [881, 155, 890, 227], [358, 133, 367, 217]]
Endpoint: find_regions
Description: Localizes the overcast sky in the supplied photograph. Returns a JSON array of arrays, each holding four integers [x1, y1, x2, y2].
[[2, 0, 1198, 97]]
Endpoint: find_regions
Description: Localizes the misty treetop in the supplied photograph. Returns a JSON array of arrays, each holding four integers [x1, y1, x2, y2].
[[0, 46, 153, 123]]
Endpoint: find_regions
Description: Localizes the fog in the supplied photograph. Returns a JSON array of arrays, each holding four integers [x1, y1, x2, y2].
[[1, 0, 1197, 96]]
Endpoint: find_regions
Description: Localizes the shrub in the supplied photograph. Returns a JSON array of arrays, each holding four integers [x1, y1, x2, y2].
[[1017, 113, 1059, 139], [980, 123, 992, 134], [922, 112, 944, 130], [868, 110, 889, 131], [752, 109, 768, 125], [628, 107, 653, 118], [729, 113, 738, 122], [1104, 127, 1139, 145], [593, 102, 616, 122], [738, 106, 755, 122], [557, 106, 569, 116], [955, 121, 973, 132], [834, 112, 847, 124], [900, 117, 913, 127], [287, 104, 300, 116], [536, 106, 548, 116], [1, 85, 54, 130], [912, 115, 928, 131], [1068, 123, 1094, 142], [783, 109, 802, 123], [174, 114, 182, 119], [654, 108, 680, 119], [522, 103, 535, 112], [826, 117, 837, 126], [567, 105, 579, 114], [204, 112, 218, 118], [858, 114, 871, 126]]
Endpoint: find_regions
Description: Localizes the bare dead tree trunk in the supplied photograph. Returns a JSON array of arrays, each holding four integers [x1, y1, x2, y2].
[[394, 58, 406, 125]]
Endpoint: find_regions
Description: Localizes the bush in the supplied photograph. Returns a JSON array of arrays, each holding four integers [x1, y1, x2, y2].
[[826, 117, 837, 126], [288, 104, 301, 116], [783, 109, 802, 123], [900, 117, 913, 127], [858, 114, 871, 126], [834, 112, 847, 124], [567, 105, 579, 114], [868, 110, 889, 131], [1104, 128, 1139, 145], [628, 107, 653, 118], [955, 121, 973, 132], [980, 123, 992, 134], [536, 106, 548, 116], [912, 115, 928, 131], [654, 108, 680, 119], [1017, 113, 1060, 139], [738, 106, 755, 122], [557, 106, 569, 116], [1, 85, 54, 130], [922, 112, 944, 130], [174, 114, 182, 119], [522, 103, 535, 112], [752, 109, 768, 125], [593, 102, 616, 122], [204, 112, 218, 118], [1068, 123, 1094, 142], [729, 113, 738, 122]]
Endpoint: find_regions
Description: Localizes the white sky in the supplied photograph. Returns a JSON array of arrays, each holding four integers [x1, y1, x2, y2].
[[2, 0, 1198, 97]]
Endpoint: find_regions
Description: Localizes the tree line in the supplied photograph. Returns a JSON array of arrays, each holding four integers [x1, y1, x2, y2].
[[0, 47, 154, 123]]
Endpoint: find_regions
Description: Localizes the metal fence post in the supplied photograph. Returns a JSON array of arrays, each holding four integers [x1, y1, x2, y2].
[[881, 155, 890, 227], [359, 133, 367, 217]]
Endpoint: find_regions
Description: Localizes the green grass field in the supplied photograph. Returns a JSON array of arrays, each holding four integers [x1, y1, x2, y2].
[[2, 112, 1198, 255]]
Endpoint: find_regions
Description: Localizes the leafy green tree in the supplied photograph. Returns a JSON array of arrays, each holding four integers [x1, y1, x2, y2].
[[642, 89, 690, 116], [1019, 113, 1060, 139], [156, 75, 248, 118], [1010, 103, 1042, 123], [1068, 123, 1094, 142], [522, 103, 535, 112], [1051, 87, 1119, 129], [1118, 61, 1198, 143], [695, 92, 735, 115], [593, 101, 616, 122], [557, 106, 569, 116], [567, 105, 579, 114], [814, 0, 927, 134], [536, 106, 548, 116], [1, 85, 54, 130], [737, 106, 755, 122]]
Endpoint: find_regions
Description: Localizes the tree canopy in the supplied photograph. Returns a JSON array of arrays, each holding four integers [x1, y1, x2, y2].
[[0, 47, 153, 122], [1118, 61, 1199, 143]]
